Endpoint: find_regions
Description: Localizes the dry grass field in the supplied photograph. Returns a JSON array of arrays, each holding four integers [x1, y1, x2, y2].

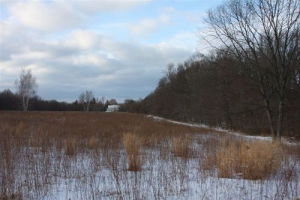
[[0, 111, 299, 199]]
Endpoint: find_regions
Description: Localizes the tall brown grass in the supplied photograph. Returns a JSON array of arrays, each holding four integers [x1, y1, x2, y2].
[[88, 136, 98, 149], [217, 139, 283, 179], [0, 111, 298, 199], [172, 134, 192, 158], [123, 133, 144, 171], [65, 138, 76, 155]]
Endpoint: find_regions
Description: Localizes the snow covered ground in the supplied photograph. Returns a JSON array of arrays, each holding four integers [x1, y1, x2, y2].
[[148, 115, 300, 146], [2, 115, 299, 200]]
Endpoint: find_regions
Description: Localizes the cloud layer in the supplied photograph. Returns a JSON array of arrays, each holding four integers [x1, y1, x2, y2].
[[0, 0, 206, 102]]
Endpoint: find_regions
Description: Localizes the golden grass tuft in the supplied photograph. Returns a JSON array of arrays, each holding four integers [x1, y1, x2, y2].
[[65, 138, 76, 156], [88, 136, 98, 149], [15, 121, 25, 136], [172, 134, 192, 158], [217, 139, 283, 180], [201, 153, 216, 170], [123, 133, 144, 171]]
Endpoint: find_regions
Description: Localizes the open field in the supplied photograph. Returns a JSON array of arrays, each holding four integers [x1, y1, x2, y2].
[[1, 112, 299, 200]]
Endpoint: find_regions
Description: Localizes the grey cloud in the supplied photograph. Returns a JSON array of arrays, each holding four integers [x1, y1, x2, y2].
[[1, 27, 194, 102]]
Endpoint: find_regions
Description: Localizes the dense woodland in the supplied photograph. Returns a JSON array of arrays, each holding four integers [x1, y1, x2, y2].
[[121, 50, 300, 138]]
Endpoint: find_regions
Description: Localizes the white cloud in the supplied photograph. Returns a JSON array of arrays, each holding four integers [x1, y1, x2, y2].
[[72, 53, 108, 67], [14, 51, 52, 60], [25, 64, 51, 80], [130, 19, 158, 36], [159, 14, 170, 24], [63, 30, 100, 50], [184, 12, 206, 24], [164, 31, 198, 50], [3, 0, 152, 33], [8, 1, 82, 31], [0, 20, 16, 37], [160, 6, 176, 13], [75, 0, 151, 13]]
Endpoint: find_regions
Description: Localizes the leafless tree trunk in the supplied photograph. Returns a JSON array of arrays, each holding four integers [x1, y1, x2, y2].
[[15, 69, 38, 111], [203, 0, 300, 139], [79, 90, 94, 112], [101, 96, 106, 105], [79, 93, 86, 111]]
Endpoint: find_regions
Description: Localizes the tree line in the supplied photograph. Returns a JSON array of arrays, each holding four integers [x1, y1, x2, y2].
[[0, 89, 109, 112], [122, 0, 300, 139], [0, 69, 114, 111], [122, 50, 299, 138]]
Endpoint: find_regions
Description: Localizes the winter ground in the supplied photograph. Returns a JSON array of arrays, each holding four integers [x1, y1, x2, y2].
[[1, 112, 299, 200]]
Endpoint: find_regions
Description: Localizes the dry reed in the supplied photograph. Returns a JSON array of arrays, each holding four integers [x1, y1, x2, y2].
[[123, 133, 144, 171], [0, 111, 298, 199], [65, 138, 76, 155], [172, 134, 192, 158], [217, 139, 283, 179], [88, 136, 98, 149]]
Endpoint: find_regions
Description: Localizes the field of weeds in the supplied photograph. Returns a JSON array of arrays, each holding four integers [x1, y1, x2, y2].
[[0, 112, 299, 199]]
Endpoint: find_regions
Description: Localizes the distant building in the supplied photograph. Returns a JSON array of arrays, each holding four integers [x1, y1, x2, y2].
[[106, 105, 120, 112]]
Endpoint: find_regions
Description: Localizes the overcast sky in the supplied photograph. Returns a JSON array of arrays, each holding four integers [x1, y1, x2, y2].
[[0, 0, 222, 103]]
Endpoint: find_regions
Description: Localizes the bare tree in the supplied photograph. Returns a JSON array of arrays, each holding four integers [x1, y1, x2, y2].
[[203, 0, 300, 139], [101, 96, 106, 105], [79, 93, 86, 111], [79, 90, 94, 111], [15, 68, 38, 111]]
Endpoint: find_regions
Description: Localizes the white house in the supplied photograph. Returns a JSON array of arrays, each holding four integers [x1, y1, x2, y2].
[[106, 105, 120, 112]]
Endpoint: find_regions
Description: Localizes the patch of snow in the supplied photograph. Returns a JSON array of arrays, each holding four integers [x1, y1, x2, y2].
[[146, 115, 300, 146]]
